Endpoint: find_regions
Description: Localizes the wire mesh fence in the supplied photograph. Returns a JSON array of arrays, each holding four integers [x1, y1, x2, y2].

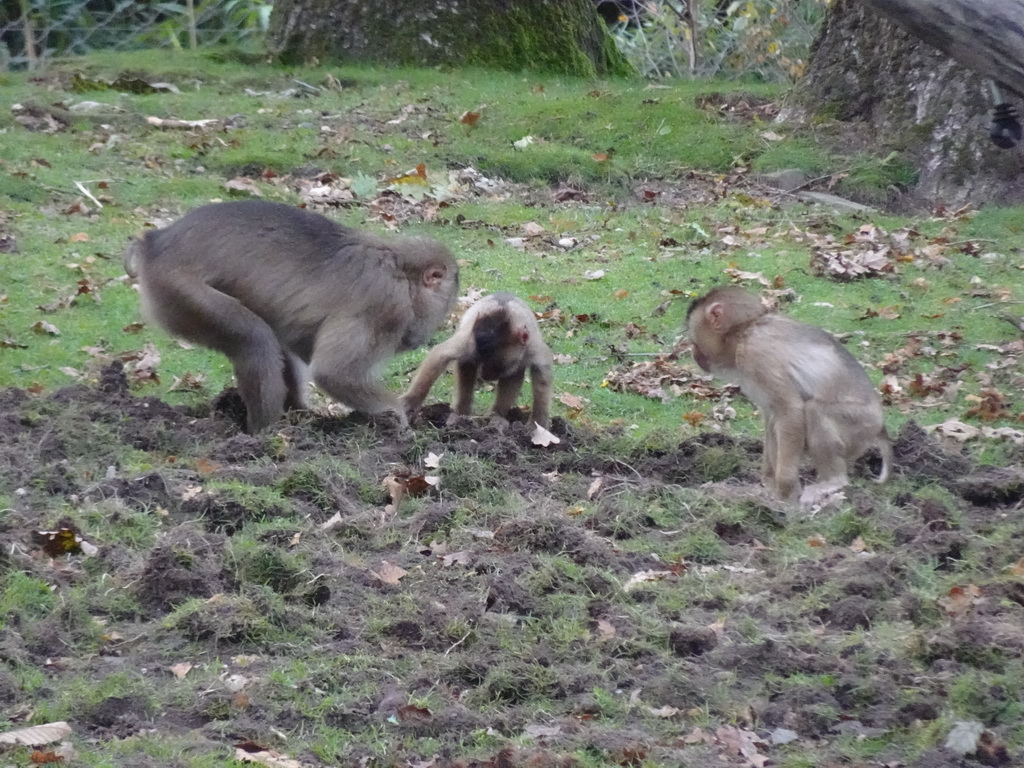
[[0, 0, 271, 69]]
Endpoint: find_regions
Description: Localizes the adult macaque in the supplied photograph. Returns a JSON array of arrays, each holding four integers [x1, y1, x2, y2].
[[401, 292, 554, 429], [127, 201, 459, 433], [687, 286, 892, 505]]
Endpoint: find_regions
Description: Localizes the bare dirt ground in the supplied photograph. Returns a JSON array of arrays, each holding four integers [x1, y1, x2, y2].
[[1, 363, 1022, 767]]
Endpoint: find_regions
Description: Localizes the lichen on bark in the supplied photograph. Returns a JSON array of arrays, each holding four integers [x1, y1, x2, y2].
[[267, 0, 633, 78]]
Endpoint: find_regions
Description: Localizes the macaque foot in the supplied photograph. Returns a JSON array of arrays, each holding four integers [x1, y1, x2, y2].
[[798, 482, 847, 513], [398, 396, 419, 426]]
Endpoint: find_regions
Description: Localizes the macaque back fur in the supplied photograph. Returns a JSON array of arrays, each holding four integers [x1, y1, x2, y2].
[[130, 200, 459, 433]]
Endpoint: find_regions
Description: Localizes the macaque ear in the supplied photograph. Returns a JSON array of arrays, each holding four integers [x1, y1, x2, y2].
[[706, 301, 727, 331], [423, 265, 447, 287], [517, 329, 530, 346]]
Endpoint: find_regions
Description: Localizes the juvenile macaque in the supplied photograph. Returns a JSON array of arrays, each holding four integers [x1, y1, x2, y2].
[[401, 292, 554, 429], [687, 286, 892, 505], [127, 200, 458, 433]]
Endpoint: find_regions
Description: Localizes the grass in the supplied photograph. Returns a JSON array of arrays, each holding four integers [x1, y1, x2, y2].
[[2, 46, 1024, 768], [4, 48, 1019, 439]]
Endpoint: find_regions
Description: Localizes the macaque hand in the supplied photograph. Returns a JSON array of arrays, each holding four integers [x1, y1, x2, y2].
[[398, 394, 421, 425]]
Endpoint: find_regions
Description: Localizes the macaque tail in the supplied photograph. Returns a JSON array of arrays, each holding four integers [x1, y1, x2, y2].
[[874, 428, 893, 484], [473, 312, 511, 358]]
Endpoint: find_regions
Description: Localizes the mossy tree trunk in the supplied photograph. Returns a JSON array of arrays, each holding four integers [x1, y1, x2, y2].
[[790, 0, 1024, 205], [266, 0, 633, 78], [858, 0, 1024, 96]]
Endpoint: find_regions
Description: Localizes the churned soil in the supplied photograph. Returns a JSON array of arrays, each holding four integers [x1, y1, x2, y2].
[[0, 363, 1019, 767]]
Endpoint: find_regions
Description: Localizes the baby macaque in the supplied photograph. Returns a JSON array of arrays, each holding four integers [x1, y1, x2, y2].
[[687, 286, 892, 505], [401, 292, 554, 429], [127, 200, 459, 433]]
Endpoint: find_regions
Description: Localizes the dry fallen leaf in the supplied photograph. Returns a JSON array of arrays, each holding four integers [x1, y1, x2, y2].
[[623, 569, 674, 592], [397, 704, 432, 723], [531, 422, 561, 447], [31, 321, 61, 336], [683, 726, 711, 745], [927, 419, 979, 442], [848, 536, 868, 553], [373, 561, 408, 586], [29, 750, 62, 764], [647, 705, 680, 718], [523, 723, 561, 738], [945, 720, 984, 756], [938, 584, 984, 616], [320, 511, 343, 531], [194, 458, 221, 475], [441, 551, 471, 567], [558, 393, 587, 410], [168, 371, 206, 392], [34, 527, 87, 558], [234, 743, 307, 768], [223, 673, 248, 693], [0, 722, 73, 746], [146, 116, 220, 129], [723, 268, 770, 286], [225, 177, 262, 196], [596, 618, 616, 639], [169, 662, 193, 679], [716, 725, 768, 768]]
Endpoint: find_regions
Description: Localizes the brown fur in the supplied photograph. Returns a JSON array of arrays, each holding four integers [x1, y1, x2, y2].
[[130, 201, 458, 433], [688, 286, 892, 504], [401, 292, 554, 429]]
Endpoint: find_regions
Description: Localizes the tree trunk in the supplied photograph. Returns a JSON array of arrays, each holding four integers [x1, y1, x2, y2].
[[267, 0, 633, 78], [790, 0, 1024, 206], [859, 0, 1024, 97]]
